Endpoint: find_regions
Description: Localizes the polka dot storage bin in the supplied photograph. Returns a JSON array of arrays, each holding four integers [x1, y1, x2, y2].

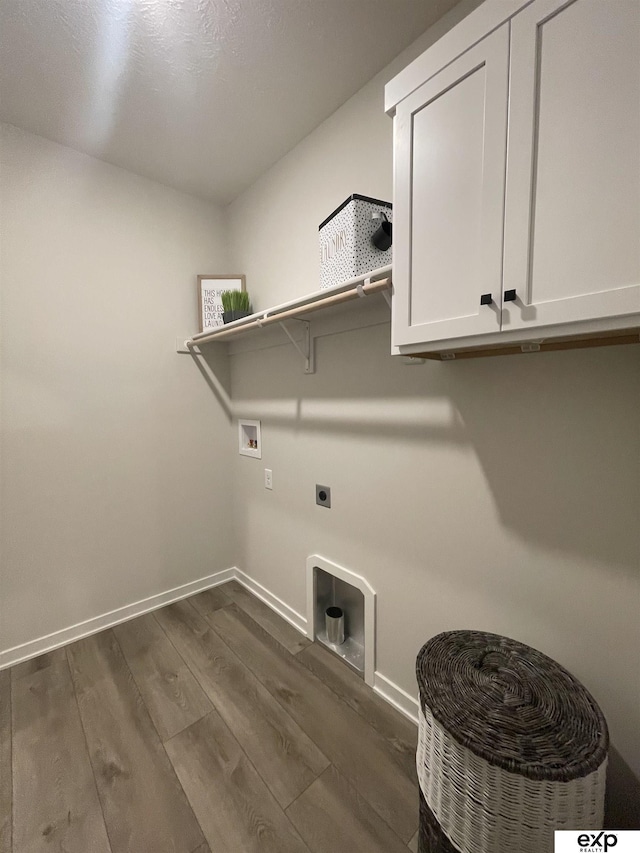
[[416, 630, 609, 853], [319, 194, 392, 289]]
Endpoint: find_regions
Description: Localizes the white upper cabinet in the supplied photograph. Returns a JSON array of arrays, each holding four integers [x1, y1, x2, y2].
[[387, 0, 640, 354], [393, 26, 509, 346], [503, 0, 640, 331]]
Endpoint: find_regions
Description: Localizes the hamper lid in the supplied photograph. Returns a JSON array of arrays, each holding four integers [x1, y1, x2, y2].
[[319, 193, 392, 230], [416, 630, 609, 781]]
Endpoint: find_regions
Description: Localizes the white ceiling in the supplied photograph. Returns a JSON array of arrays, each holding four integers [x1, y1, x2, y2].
[[0, 0, 458, 203]]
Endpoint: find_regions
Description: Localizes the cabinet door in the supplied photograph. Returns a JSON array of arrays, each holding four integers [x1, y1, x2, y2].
[[503, 0, 640, 331], [392, 25, 509, 348]]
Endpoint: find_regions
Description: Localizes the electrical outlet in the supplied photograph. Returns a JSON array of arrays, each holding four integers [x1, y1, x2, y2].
[[316, 484, 331, 508], [264, 469, 273, 490]]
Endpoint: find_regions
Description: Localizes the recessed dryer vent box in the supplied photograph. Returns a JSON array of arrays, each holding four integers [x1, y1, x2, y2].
[[319, 194, 392, 289], [306, 555, 376, 687], [238, 419, 261, 459]]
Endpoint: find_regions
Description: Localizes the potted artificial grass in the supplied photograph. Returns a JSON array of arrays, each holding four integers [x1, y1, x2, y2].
[[221, 289, 252, 324]]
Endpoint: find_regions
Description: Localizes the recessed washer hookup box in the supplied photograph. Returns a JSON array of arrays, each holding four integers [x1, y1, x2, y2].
[[318, 194, 392, 289]]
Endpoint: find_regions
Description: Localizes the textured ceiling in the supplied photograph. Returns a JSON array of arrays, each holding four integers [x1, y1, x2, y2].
[[0, 0, 458, 203]]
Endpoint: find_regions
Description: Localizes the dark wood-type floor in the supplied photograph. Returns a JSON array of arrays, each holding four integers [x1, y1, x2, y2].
[[0, 581, 419, 853]]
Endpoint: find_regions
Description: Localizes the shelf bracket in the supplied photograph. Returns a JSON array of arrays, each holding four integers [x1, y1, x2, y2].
[[361, 276, 392, 310], [278, 320, 315, 374]]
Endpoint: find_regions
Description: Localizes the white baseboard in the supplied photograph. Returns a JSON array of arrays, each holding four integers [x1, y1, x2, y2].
[[236, 568, 417, 726], [0, 568, 236, 671], [374, 671, 419, 725], [1, 564, 419, 732], [234, 569, 308, 636]]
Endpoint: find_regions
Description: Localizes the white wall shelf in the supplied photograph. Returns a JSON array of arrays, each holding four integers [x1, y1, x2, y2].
[[184, 266, 392, 374]]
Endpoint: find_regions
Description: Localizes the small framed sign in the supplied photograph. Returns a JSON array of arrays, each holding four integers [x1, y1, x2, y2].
[[197, 274, 246, 333]]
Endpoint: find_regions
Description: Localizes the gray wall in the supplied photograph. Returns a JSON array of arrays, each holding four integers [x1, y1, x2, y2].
[[225, 0, 640, 823], [0, 124, 236, 655], [0, 0, 637, 826]]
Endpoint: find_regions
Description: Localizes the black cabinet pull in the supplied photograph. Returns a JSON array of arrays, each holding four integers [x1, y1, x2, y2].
[[480, 293, 493, 306], [504, 289, 517, 302]]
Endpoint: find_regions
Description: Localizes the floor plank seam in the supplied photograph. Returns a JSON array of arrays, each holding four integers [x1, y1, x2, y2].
[[9, 589, 418, 853], [156, 734, 209, 851], [283, 762, 335, 815], [148, 588, 416, 846], [72, 628, 206, 853], [197, 602, 300, 663], [156, 599, 308, 836], [112, 624, 210, 853], [295, 646, 418, 788], [297, 646, 406, 737], [296, 644, 417, 781], [158, 598, 323, 850], [205, 603, 418, 845], [64, 644, 115, 853], [219, 582, 311, 657], [109, 629, 166, 742], [110, 627, 179, 751], [324, 768, 418, 848], [151, 602, 312, 847]]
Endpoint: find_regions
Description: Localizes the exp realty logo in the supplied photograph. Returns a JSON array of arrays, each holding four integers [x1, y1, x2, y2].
[[555, 831, 640, 852], [576, 833, 619, 851]]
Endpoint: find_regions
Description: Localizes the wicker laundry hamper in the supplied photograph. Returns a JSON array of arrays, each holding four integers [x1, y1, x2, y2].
[[416, 631, 608, 853]]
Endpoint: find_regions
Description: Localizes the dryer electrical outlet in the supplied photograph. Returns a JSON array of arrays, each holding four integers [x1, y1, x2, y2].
[[316, 485, 331, 508]]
